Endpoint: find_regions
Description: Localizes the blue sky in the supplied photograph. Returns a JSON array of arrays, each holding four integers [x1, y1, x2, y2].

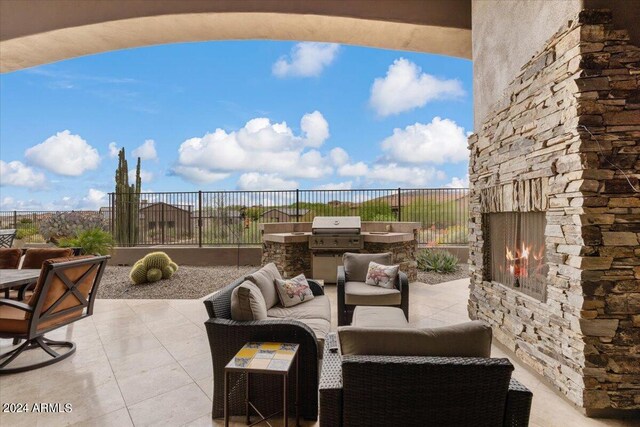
[[0, 41, 472, 210]]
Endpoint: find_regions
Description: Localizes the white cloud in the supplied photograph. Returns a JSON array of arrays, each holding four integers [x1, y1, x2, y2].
[[25, 130, 100, 176], [338, 162, 369, 177], [273, 43, 340, 78], [370, 58, 464, 116], [81, 188, 107, 209], [171, 166, 229, 184], [0, 160, 47, 188], [0, 196, 44, 210], [329, 147, 349, 167], [381, 117, 469, 164], [301, 111, 330, 148], [445, 174, 470, 188], [314, 181, 353, 190], [129, 169, 154, 183], [1, 188, 109, 210], [108, 142, 119, 158], [132, 139, 158, 161], [366, 164, 445, 187], [174, 112, 333, 184], [237, 173, 298, 191]]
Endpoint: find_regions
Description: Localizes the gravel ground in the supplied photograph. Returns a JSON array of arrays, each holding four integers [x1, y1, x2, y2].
[[416, 263, 469, 285], [97, 265, 258, 299], [97, 263, 470, 300]]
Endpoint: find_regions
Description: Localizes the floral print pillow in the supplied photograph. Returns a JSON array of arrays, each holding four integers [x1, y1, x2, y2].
[[365, 261, 399, 289], [275, 274, 315, 307]]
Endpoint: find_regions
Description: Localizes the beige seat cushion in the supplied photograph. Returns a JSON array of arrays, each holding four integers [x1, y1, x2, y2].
[[267, 295, 331, 322], [344, 281, 401, 306], [352, 306, 409, 328], [343, 252, 392, 282], [230, 281, 268, 321], [338, 320, 492, 358], [267, 317, 330, 355], [245, 263, 282, 309]]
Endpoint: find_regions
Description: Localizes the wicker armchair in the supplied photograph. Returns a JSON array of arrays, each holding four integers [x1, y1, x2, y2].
[[203, 275, 325, 421], [337, 253, 409, 326], [319, 333, 532, 427]]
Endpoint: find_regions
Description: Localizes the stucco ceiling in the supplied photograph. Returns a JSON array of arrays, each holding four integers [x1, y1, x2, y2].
[[0, 0, 472, 73]]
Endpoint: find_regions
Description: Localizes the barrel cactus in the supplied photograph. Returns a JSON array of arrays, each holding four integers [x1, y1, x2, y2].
[[129, 251, 178, 285]]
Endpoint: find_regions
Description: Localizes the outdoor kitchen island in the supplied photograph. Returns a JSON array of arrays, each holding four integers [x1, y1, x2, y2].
[[260, 217, 420, 283]]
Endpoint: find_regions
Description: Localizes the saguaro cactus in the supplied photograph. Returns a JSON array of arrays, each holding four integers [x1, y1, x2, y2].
[[115, 148, 141, 246]]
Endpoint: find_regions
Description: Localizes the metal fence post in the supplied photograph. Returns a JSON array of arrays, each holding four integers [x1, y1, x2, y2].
[[397, 187, 402, 222], [198, 191, 203, 248], [296, 189, 300, 222]]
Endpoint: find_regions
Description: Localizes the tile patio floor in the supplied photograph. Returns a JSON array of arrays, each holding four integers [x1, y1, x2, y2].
[[0, 278, 636, 427]]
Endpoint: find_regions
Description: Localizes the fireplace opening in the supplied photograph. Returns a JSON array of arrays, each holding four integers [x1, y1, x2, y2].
[[488, 212, 547, 301]]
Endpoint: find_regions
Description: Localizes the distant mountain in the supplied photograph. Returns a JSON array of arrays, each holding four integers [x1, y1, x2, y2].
[[368, 189, 469, 207]]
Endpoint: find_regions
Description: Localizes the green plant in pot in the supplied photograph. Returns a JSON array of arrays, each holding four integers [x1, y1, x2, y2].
[[58, 228, 114, 255]]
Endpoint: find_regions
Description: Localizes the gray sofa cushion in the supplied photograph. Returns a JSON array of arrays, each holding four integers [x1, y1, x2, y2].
[[246, 262, 282, 309], [338, 320, 492, 357], [267, 295, 331, 322], [343, 252, 392, 282], [351, 306, 409, 328], [230, 281, 268, 321], [344, 281, 401, 306]]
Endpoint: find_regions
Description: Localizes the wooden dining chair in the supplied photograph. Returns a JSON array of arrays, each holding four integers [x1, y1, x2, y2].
[[0, 255, 109, 374]]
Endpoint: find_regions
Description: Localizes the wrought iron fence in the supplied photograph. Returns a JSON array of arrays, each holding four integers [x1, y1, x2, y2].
[[0, 187, 469, 246]]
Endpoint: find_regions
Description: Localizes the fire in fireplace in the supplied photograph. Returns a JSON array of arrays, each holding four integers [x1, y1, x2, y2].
[[488, 212, 547, 300]]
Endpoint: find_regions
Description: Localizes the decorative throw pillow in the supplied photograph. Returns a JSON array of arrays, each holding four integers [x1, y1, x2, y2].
[[274, 274, 315, 307], [246, 262, 282, 309], [230, 281, 268, 321], [365, 261, 399, 289]]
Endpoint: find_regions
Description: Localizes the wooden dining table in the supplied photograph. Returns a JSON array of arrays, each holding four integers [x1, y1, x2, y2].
[[0, 269, 40, 299]]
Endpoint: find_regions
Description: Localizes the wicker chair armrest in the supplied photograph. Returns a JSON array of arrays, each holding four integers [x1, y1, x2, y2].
[[0, 298, 33, 312], [319, 333, 343, 427], [337, 266, 346, 289], [306, 279, 325, 296], [395, 270, 408, 292], [504, 378, 533, 426]]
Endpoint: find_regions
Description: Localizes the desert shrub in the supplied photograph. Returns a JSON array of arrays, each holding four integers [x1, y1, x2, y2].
[[58, 227, 114, 255], [417, 249, 459, 273], [436, 225, 468, 245], [15, 224, 38, 240], [39, 211, 108, 243]]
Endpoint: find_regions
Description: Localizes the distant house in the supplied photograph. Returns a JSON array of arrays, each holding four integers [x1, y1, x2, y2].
[[98, 207, 112, 221], [260, 208, 310, 223], [139, 202, 193, 241]]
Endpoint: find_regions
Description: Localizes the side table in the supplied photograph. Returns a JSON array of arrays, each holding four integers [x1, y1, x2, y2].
[[225, 342, 300, 427]]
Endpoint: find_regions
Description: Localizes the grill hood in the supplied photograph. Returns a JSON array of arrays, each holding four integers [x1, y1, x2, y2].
[[312, 216, 361, 235]]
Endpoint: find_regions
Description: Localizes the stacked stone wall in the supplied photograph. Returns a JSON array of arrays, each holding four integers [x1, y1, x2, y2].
[[468, 9, 639, 413]]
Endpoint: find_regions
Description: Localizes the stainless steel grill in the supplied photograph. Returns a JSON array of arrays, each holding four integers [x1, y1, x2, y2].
[[310, 216, 363, 250]]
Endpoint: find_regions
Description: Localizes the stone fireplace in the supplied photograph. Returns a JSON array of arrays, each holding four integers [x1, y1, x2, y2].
[[468, 9, 639, 416]]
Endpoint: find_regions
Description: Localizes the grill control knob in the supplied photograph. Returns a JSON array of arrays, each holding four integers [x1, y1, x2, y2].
[[334, 239, 338, 245]]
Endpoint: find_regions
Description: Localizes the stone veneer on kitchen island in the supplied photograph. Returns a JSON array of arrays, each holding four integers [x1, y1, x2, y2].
[[468, 9, 640, 416]]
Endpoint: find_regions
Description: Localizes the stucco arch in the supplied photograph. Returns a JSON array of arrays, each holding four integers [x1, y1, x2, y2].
[[0, 0, 471, 73]]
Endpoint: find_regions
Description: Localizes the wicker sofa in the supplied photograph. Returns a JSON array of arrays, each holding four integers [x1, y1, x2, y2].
[[203, 265, 328, 421], [319, 321, 533, 427]]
